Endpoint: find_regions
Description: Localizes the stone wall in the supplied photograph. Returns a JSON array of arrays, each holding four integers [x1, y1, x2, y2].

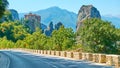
[[4, 48, 120, 68]]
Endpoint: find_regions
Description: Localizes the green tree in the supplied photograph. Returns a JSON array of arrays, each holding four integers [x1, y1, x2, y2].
[[21, 28, 47, 49], [52, 26, 75, 51], [0, 0, 9, 18], [0, 36, 14, 49], [0, 21, 29, 42], [77, 18, 118, 54]]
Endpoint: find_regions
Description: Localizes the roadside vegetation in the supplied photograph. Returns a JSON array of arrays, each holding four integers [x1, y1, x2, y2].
[[0, 0, 120, 55]]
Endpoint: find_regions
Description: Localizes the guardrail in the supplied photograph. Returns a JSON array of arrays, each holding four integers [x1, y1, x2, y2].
[[2, 48, 120, 68]]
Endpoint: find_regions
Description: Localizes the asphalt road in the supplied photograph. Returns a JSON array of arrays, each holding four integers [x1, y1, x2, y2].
[[1, 51, 113, 68]]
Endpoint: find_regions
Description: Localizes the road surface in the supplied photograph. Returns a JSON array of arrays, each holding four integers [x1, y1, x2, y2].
[[0, 51, 113, 68]]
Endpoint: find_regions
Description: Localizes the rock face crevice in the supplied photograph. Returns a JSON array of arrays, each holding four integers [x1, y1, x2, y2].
[[76, 5, 101, 31]]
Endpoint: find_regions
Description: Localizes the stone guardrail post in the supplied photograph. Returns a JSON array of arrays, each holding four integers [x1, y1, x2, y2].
[[82, 53, 87, 60], [35, 50, 37, 53], [66, 52, 73, 58], [93, 54, 99, 63], [47, 50, 51, 55], [41, 50, 44, 54], [86, 53, 93, 61], [37, 50, 39, 53], [99, 54, 106, 63], [36, 50, 38, 53], [73, 52, 82, 60], [44, 50, 47, 54], [61, 51, 67, 57], [106, 55, 114, 66], [39, 50, 42, 54], [51, 51, 56, 55], [56, 51, 61, 56], [114, 55, 120, 68], [37, 50, 40, 54]]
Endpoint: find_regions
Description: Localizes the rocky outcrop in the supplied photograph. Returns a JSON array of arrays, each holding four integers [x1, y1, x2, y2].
[[44, 22, 54, 36], [44, 22, 63, 36], [55, 22, 63, 30], [9, 9, 19, 20], [41, 23, 47, 31], [76, 5, 101, 31]]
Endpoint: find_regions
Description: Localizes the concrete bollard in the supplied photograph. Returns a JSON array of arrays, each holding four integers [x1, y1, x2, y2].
[[61, 51, 67, 57], [73, 52, 82, 60], [99, 54, 106, 63], [66, 52, 73, 58], [56, 51, 61, 56], [114, 55, 120, 68], [86, 53, 93, 61]]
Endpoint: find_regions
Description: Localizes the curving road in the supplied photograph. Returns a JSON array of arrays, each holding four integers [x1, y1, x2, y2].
[[1, 51, 113, 68]]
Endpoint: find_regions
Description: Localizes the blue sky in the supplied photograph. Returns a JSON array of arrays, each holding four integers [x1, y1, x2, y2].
[[8, 0, 120, 16]]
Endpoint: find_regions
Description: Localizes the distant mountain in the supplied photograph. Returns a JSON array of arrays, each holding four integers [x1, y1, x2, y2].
[[101, 16, 120, 28], [19, 6, 77, 31], [19, 6, 120, 31]]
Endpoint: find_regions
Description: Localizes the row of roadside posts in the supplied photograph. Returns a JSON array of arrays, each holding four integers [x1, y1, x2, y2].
[[8, 48, 120, 68]]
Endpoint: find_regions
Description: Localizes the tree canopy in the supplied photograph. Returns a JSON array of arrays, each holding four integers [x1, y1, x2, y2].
[[77, 18, 120, 54], [0, 0, 9, 18]]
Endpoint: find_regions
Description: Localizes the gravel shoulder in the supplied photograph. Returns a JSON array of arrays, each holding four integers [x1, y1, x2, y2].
[[0, 51, 10, 68]]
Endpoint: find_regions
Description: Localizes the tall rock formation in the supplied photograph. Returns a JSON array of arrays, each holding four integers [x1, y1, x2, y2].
[[44, 22, 54, 36], [41, 23, 47, 31], [55, 22, 63, 30], [76, 5, 101, 31], [9, 9, 19, 20], [44, 22, 63, 36]]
